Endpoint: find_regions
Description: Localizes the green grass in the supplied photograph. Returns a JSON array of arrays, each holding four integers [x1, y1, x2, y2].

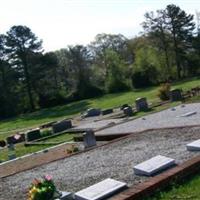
[[0, 133, 74, 161], [0, 77, 199, 140], [148, 174, 200, 200]]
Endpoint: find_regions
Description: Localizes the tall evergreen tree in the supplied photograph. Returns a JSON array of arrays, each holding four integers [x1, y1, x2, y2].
[[165, 4, 195, 78], [5, 25, 43, 110]]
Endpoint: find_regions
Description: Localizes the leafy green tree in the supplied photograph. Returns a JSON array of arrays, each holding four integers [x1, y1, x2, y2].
[[89, 33, 132, 84], [5, 25, 43, 110], [104, 49, 130, 93], [66, 45, 102, 99], [131, 42, 159, 88], [142, 10, 172, 80]]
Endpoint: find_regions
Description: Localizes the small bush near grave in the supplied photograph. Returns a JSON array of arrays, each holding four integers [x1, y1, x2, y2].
[[158, 83, 171, 101], [66, 145, 79, 154], [28, 175, 61, 200], [40, 128, 52, 138]]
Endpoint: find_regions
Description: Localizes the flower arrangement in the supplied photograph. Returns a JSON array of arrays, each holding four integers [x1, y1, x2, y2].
[[28, 175, 60, 200]]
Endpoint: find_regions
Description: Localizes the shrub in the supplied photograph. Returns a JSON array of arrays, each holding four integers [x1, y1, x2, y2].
[[158, 83, 171, 101], [66, 145, 79, 154], [40, 128, 52, 138]]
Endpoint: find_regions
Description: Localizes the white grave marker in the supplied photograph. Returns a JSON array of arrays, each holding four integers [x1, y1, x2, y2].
[[133, 155, 175, 176], [187, 139, 200, 151], [180, 111, 197, 117], [74, 178, 127, 200]]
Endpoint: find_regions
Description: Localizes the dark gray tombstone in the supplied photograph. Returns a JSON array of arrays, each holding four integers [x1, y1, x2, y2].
[[123, 106, 133, 116], [87, 108, 101, 117], [120, 104, 129, 110], [7, 134, 25, 144], [26, 128, 41, 141], [101, 109, 113, 115], [7, 143, 16, 160], [135, 97, 148, 111], [6, 136, 15, 144], [0, 140, 6, 147], [169, 89, 182, 101], [83, 129, 96, 149], [52, 120, 72, 133]]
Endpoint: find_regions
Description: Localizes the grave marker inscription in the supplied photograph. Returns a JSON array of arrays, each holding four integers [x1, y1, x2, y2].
[[133, 155, 175, 176]]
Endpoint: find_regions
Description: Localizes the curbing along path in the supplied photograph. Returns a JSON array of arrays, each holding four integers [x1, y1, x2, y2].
[[110, 156, 200, 200]]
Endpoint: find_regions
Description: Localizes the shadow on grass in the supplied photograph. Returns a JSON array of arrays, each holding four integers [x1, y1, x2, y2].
[[20, 100, 90, 121]]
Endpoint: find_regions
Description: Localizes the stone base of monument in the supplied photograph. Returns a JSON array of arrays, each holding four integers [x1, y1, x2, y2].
[[133, 155, 175, 176], [55, 191, 73, 200], [187, 139, 200, 151], [74, 178, 127, 200]]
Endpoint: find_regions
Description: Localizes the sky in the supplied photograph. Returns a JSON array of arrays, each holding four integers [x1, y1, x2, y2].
[[0, 0, 199, 52]]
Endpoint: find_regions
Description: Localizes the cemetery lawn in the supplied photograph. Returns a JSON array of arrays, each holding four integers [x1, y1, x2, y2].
[[0, 133, 74, 161], [0, 77, 199, 140], [148, 174, 200, 200]]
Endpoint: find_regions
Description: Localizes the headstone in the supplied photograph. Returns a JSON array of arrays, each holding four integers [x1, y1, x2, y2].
[[102, 109, 113, 115], [169, 89, 182, 101], [6, 136, 15, 144], [83, 129, 96, 148], [135, 97, 148, 111], [123, 106, 133, 116], [120, 104, 129, 110], [7, 143, 16, 160], [52, 120, 72, 133], [180, 111, 197, 117], [26, 128, 41, 141], [133, 155, 175, 176], [7, 133, 25, 144], [0, 140, 6, 147], [75, 178, 127, 200], [186, 139, 200, 151], [84, 108, 101, 118]]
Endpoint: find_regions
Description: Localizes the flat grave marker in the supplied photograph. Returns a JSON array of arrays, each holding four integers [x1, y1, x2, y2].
[[133, 155, 175, 176], [179, 111, 197, 117], [74, 178, 127, 200], [186, 139, 200, 151]]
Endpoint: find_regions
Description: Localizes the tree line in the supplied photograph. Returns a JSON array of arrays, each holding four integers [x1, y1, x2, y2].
[[0, 4, 200, 118]]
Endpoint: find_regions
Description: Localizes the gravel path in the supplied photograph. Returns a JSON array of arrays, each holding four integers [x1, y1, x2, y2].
[[96, 103, 200, 135], [1, 126, 200, 200]]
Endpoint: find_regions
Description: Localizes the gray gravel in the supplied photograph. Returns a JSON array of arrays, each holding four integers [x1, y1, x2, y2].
[[1, 126, 200, 200], [96, 103, 200, 135]]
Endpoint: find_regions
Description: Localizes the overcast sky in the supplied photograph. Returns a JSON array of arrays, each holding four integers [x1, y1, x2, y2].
[[1, 0, 199, 52]]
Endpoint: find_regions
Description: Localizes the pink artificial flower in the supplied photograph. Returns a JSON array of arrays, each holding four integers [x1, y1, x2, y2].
[[44, 175, 52, 181]]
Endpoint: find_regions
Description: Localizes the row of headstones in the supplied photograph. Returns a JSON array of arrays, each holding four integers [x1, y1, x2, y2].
[[25, 120, 73, 142], [82, 108, 113, 118], [61, 138, 200, 200], [82, 97, 149, 119], [2, 119, 73, 146]]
